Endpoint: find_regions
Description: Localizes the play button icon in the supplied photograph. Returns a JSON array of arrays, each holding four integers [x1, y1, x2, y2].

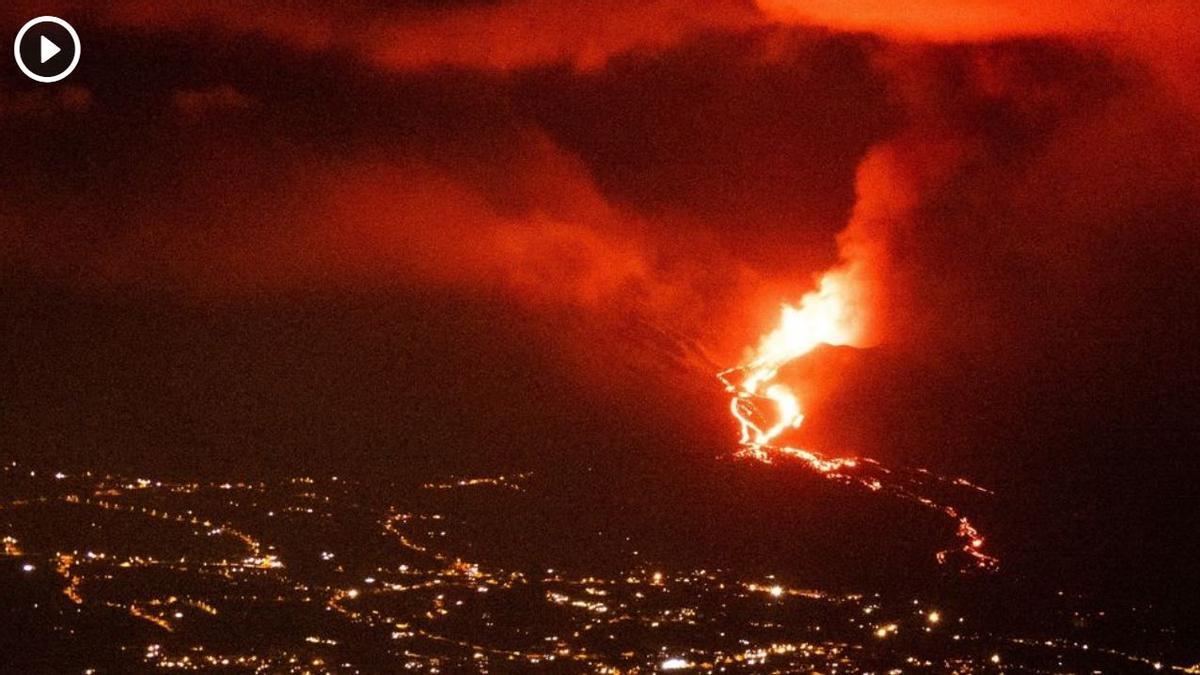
[[41, 35, 62, 63], [14, 16, 80, 83]]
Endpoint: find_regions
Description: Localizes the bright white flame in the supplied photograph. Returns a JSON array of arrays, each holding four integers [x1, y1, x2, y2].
[[752, 273, 859, 371], [723, 271, 861, 449], [718, 265, 1000, 572]]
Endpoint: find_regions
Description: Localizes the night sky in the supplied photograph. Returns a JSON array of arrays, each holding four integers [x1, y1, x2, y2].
[[3, 0, 1200, 622]]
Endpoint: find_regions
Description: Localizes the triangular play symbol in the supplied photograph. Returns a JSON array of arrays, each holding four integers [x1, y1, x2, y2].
[[40, 35, 61, 63]]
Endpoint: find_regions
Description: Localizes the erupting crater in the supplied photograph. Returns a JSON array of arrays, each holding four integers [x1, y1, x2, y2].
[[718, 270, 999, 572]]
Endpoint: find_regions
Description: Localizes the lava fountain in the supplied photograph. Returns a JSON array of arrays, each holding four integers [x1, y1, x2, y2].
[[720, 270, 861, 456], [718, 268, 1000, 572]]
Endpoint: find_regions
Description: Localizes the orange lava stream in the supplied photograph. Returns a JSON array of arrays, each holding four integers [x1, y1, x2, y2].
[[719, 271, 999, 573]]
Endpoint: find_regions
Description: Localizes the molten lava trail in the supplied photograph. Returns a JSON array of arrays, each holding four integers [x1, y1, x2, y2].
[[719, 272, 999, 573]]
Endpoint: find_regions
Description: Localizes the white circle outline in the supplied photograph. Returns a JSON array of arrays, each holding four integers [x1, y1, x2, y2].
[[14, 16, 81, 84]]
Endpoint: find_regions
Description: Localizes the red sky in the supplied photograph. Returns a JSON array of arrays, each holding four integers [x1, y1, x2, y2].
[[2, 1, 1199, 474]]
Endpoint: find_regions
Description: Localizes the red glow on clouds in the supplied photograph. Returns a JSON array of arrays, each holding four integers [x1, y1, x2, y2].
[[2, 0, 1199, 434]]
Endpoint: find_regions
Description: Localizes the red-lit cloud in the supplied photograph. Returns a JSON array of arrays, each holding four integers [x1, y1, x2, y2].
[[2, 0, 1199, 434], [758, 0, 1200, 111], [3, 0, 763, 70]]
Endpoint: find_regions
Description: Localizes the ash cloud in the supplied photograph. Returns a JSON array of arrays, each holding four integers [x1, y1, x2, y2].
[[1, 3, 1199, 456]]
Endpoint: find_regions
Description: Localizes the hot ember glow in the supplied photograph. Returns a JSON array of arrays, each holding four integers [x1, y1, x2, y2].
[[719, 270, 999, 572], [721, 271, 861, 454]]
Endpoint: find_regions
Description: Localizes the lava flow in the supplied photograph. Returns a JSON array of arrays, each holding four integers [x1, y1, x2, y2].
[[719, 269, 1000, 572]]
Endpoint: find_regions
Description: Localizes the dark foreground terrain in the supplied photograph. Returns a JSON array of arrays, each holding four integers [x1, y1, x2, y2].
[[2, 458, 1194, 673]]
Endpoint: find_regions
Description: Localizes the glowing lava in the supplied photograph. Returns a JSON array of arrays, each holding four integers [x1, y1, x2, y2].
[[719, 269, 999, 572], [721, 271, 861, 454]]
